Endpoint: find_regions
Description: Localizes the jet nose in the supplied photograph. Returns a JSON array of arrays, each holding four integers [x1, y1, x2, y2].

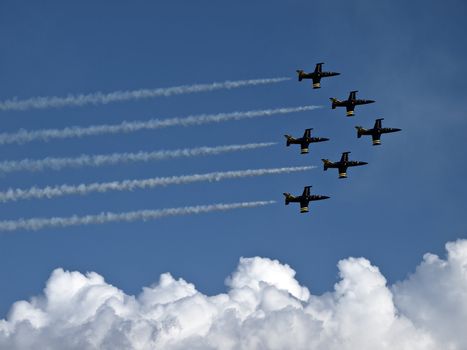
[[368, 100, 376, 104], [361, 161, 369, 165], [316, 195, 330, 200]]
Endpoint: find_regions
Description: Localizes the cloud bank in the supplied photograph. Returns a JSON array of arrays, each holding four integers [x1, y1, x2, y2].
[[1, 239, 466, 349]]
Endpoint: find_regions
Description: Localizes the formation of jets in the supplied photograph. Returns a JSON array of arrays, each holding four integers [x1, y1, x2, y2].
[[286, 62, 401, 213]]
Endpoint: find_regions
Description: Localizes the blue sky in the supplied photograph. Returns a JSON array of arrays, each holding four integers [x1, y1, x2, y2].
[[0, 0, 466, 319]]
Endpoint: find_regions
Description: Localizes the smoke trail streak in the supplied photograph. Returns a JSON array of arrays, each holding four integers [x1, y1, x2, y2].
[[0, 105, 320, 145], [0, 77, 291, 111], [0, 200, 276, 232], [0, 166, 314, 202], [0, 142, 275, 174]]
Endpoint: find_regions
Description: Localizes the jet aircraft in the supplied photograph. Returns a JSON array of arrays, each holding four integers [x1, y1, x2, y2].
[[284, 128, 329, 154], [322, 151, 368, 178], [283, 185, 330, 213], [296, 62, 340, 89], [356, 118, 401, 145], [330, 90, 375, 116]]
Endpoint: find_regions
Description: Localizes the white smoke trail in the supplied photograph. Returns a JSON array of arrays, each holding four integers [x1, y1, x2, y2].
[[0, 142, 275, 174], [0, 77, 291, 111], [0, 166, 314, 202], [0, 200, 276, 232], [0, 105, 320, 145]]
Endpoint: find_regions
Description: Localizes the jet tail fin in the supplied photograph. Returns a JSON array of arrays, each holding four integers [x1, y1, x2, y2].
[[330, 98, 339, 109], [315, 62, 324, 73], [283, 193, 291, 205], [284, 135, 294, 147], [321, 159, 331, 171], [355, 126, 364, 138], [296, 70, 304, 81]]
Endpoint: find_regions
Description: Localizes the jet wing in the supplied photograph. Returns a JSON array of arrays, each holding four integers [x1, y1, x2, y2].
[[340, 152, 350, 163], [303, 128, 312, 139], [372, 133, 381, 145], [348, 91, 357, 101], [374, 118, 383, 129], [300, 142, 311, 154], [346, 105, 355, 116], [314, 63, 323, 73], [312, 77, 322, 88], [338, 166, 348, 178], [300, 199, 310, 213], [302, 186, 311, 197]]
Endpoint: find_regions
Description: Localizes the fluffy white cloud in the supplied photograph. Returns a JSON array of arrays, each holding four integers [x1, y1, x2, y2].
[[1, 240, 467, 349], [393, 239, 467, 350]]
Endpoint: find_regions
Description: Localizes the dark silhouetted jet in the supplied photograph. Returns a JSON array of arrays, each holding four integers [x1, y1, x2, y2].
[[356, 118, 401, 145], [322, 151, 368, 178], [283, 185, 330, 213], [284, 128, 329, 154], [296, 62, 340, 89], [330, 90, 375, 116]]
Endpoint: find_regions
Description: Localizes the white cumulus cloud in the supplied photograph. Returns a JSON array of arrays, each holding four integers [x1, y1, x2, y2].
[[1, 240, 467, 349]]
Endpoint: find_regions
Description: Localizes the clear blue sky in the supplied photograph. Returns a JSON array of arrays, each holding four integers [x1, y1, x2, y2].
[[0, 0, 466, 317]]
